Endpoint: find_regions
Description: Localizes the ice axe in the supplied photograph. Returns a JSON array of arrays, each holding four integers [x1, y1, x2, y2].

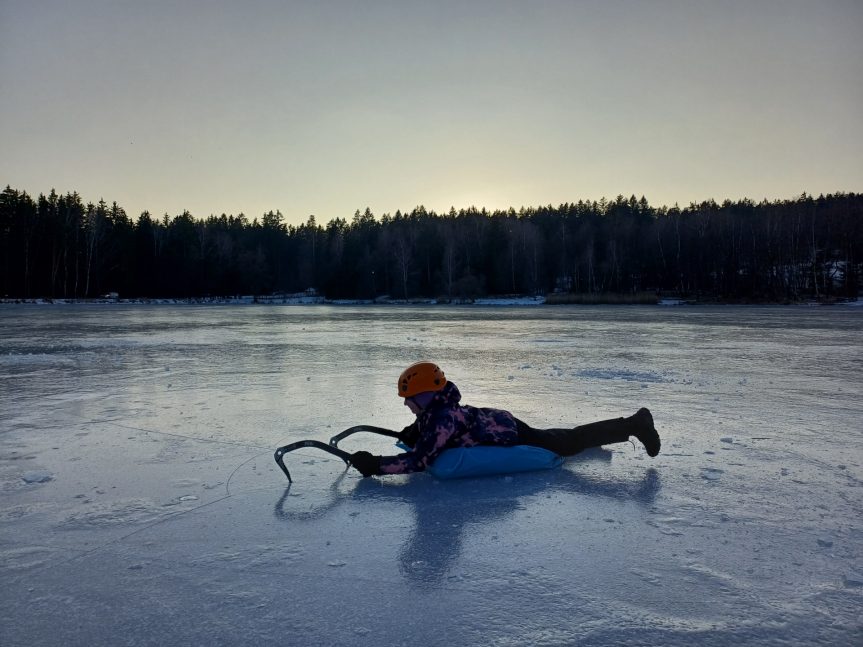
[[273, 425, 400, 482]]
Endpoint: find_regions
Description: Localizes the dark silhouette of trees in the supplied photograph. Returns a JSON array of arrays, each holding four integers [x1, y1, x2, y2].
[[1, 184, 860, 302]]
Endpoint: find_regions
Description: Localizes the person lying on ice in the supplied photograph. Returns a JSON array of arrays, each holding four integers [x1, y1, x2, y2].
[[349, 361, 661, 478]]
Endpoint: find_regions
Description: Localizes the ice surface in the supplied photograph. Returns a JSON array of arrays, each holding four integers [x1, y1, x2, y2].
[[1, 304, 862, 646]]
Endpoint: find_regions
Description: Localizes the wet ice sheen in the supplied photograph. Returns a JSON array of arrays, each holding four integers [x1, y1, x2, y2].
[[1, 304, 861, 646]]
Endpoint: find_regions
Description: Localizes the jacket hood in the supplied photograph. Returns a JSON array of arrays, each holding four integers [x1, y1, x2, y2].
[[425, 381, 461, 411]]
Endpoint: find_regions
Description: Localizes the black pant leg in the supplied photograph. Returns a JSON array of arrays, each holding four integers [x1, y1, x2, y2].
[[516, 417, 632, 456]]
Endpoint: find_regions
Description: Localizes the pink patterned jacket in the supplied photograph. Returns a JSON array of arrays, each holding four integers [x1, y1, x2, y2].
[[378, 382, 520, 474]]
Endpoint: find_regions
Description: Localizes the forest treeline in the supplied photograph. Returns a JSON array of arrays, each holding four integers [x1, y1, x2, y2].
[[1, 185, 860, 302]]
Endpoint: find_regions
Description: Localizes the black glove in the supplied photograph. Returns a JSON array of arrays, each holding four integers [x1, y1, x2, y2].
[[350, 451, 382, 478], [398, 422, 420, 448]]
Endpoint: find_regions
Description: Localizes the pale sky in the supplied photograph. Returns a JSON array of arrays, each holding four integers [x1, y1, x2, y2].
[[1, 0, 861, 225]]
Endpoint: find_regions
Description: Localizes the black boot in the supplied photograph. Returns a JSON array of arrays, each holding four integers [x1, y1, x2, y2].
[[517, 408, 660, 457], [628, 408, 660, 457]]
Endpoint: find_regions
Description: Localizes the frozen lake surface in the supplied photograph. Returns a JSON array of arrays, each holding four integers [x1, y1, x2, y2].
[[1, 304, 861, 646]]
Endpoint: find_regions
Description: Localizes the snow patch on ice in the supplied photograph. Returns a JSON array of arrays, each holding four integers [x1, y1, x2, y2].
[[576, 368, 671, 383], [60, 499, 166, 529], [21, 470, 54, 484], [0, 545, 55, 571], [700, 467, 724, 481], [191, 543, 305, 570]]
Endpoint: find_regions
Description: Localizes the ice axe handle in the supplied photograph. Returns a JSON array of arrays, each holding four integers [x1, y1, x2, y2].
[[328, 425, 401, 448]]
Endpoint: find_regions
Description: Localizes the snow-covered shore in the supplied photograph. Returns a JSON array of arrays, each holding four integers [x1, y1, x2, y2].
[[2, 295, 861, 307]]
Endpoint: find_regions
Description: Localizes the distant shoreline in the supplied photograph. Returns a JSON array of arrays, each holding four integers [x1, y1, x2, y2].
[[2, 296, 861, 307]]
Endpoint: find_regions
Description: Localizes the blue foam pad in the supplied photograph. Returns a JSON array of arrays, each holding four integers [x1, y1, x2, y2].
[[426, 445, 564, 480]]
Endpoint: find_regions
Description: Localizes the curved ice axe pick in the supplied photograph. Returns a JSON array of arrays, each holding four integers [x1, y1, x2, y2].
[[273, 440, 352, 483]]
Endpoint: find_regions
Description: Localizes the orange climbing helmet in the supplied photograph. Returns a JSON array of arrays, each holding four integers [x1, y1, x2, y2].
[[398, 361, 447, 398]]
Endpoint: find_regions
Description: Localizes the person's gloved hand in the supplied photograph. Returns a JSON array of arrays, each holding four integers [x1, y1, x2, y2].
[[397, 424, 419, 448], [396, 429, 413, 447], [350, 451, 381, 478]]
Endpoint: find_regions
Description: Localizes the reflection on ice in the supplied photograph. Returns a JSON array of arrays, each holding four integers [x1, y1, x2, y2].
[[274, 449, 661, 589]]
